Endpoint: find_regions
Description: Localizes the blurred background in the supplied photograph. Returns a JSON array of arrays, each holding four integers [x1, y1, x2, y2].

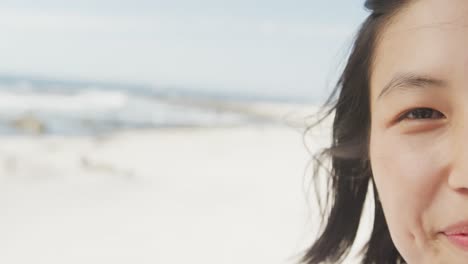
[[0, 1, 367, 263]]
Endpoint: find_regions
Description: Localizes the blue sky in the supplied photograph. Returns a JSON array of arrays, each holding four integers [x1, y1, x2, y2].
[[0, 1, 368, 100]]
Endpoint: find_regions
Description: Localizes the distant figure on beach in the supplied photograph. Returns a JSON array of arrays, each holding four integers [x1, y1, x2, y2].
[[302, 0, 468, 263]]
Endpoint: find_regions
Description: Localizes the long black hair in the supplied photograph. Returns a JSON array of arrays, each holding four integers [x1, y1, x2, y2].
[[301, 1, 411, 263]]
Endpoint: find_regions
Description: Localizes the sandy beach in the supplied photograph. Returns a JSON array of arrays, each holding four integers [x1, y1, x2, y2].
[[0, 102, 373, 264], [0, 122, 323, 263]]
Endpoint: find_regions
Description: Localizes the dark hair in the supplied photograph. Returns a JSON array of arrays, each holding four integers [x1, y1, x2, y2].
[[301, 1, 411, 263]]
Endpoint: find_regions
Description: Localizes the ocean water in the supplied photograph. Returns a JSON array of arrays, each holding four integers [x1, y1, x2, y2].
[[0, 75, 308, 136]]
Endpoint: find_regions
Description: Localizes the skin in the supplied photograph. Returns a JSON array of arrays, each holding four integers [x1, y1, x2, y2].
[[369, 0, 468, 263]]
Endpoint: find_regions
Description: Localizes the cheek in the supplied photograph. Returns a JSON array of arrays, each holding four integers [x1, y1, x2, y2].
[[369, 129, 449, 260], [371, 138, 444, 206]]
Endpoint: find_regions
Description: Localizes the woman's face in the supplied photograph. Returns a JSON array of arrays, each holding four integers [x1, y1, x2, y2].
[[369, 0, 468, 263]]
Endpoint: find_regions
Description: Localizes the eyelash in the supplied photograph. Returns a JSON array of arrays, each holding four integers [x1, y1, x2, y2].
[[398, 107, 446, 122]]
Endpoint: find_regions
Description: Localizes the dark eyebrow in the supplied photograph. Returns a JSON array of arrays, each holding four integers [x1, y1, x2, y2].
[[377, 73, 447, 100]]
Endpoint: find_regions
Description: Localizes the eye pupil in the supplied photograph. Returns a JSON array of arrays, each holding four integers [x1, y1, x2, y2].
[[407, 108, 441, 119]]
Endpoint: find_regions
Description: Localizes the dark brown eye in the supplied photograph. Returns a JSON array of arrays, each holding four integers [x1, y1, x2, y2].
[[401, 108, 445, 120]]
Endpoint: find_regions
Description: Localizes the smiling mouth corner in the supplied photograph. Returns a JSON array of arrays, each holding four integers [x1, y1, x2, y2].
[[440, 221, 468, 251]]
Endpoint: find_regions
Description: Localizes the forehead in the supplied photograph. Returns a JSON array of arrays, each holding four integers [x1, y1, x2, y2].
[[370, 0, 468, 101]]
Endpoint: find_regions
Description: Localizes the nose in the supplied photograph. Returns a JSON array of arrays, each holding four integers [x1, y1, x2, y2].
[[448, 169, 468, 194], [448, 120, 468, 193]]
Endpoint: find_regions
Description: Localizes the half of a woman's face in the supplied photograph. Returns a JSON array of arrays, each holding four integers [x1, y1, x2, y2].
[[369, 0, 468, 263]]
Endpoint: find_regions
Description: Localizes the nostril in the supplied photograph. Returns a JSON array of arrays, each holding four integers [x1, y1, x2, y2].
[[451, 187, 468, 195], [447, 170, 468, 193]]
